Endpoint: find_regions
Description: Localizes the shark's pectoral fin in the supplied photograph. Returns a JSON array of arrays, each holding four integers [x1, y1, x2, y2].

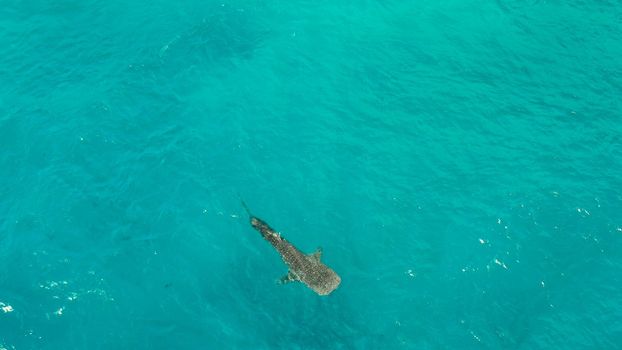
[[310, 247, 322, 262], [278, 271, 298, 284]]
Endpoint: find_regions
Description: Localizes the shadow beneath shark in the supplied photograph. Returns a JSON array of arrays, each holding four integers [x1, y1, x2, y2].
[[159, 6, 267, 68]]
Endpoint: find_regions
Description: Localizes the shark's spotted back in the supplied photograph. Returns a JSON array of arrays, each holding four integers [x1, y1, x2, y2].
[[242, 202, 341, 296]]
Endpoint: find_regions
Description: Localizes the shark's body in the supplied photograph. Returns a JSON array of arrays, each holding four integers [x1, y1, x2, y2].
[[242, 203, 341, 296]]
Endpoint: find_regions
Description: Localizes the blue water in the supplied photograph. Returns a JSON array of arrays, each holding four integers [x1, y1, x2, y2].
[[1, 0, 621, 348]]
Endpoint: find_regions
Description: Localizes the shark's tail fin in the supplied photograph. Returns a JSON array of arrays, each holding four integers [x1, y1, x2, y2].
[[238, 195, 253, 218]]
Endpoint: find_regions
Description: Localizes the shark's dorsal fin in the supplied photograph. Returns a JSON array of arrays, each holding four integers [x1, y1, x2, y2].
[[310, 247, 322, 262], [279, 271, 299, 284]]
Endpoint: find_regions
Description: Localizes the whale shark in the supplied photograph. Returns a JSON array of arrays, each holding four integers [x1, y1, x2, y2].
[[241, 201, 341, 296]]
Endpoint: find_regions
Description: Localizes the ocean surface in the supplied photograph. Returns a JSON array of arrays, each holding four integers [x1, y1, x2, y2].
[[1, 0, 621, 349]]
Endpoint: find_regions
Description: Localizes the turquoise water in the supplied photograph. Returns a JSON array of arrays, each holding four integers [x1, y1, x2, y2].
[[1, 0, 621, 348]]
